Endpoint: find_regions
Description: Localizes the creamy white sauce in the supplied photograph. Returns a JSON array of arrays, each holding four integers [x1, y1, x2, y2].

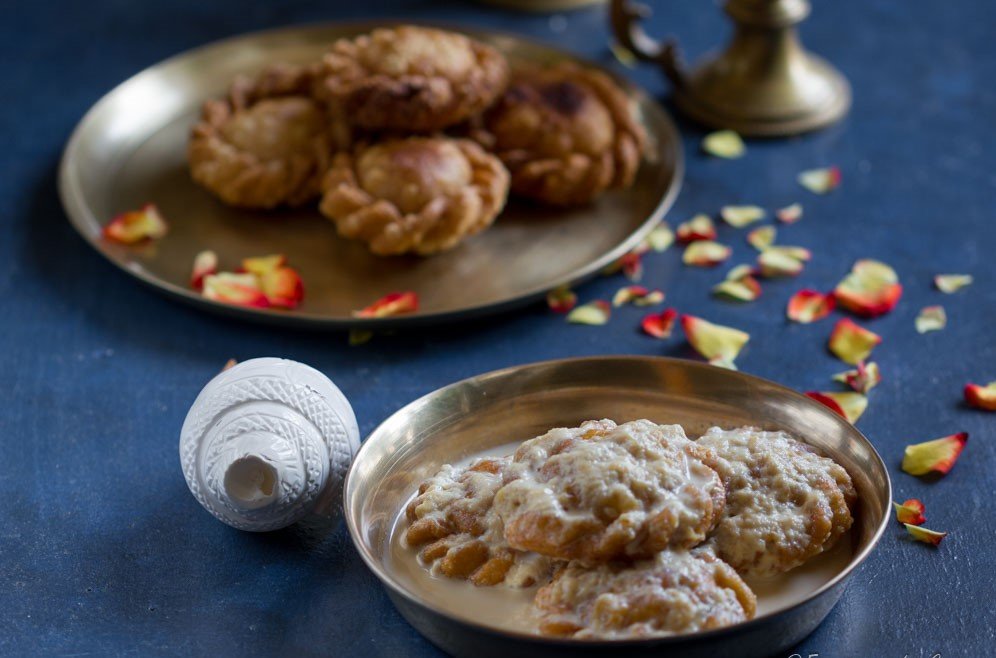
[[384, 442, 855, 636]]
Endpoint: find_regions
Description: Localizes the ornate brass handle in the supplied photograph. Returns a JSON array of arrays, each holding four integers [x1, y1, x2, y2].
[[609, 0, 687, 89]]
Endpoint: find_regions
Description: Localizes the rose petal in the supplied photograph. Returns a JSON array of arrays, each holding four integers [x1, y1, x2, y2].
[[720, 205, 766, 228], [353, 291, 419, 318], [757, 249, 805, 277], [776, 203, 803, 224], [893, 499, 926, 526], [683, 241, 732, 267], [832, 361, 881, 394], [259, 266, 304, 309], [676, 214, 717, 243], [708, 357, 738, 370], [964, 382, 996, 411], [103, 203, 168, 244], [786, 289, 836, 323], [622, 252, 643, 281], [567, 300, 611, 325], [834, 259, 903, 317], [797, 166, 841, 194], [726, 264, 756, 281], [702, 130, 746, 159], [746, 226, 776, 251], [682, 315, 750, 363], [712, 276, 761, 302], [934, 274, 973, 293], [190, 250, 218, 291], [915, 305, 947, 334], [222, 358, 238, 372], [902, 432, 968, 476], [643, 223, 675, 253], [641, 308, 678, 339], [828, 318, 882, 364], [547, 286, 577, 313], [905, 524, 947, 546], [241, 254, 287, 277], [805, 391, 868, 423], [202, 272, 269, 308], [348, 329, 373, 346], [613, 285, 663, 307]]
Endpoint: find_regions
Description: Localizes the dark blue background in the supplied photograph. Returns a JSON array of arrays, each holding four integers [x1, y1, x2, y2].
[[2, 0, 993, 655]]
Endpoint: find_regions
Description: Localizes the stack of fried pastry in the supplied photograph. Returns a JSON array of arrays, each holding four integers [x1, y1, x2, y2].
[[403, 419, 856, 639], [188, 26, 647, 256]]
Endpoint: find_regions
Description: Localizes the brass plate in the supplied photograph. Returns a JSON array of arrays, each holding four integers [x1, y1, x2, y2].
[[58, 23, 682, 329], [345, 356, 891, 657]]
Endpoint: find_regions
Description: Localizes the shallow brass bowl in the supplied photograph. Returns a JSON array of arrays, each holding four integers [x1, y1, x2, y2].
[[58, 22, 682, 329], [344, 356, 891, 657]]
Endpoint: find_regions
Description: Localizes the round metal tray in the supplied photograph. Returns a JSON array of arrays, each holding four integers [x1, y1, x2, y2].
[[58, 22, 683, 329], [344, 356, 891, 657]]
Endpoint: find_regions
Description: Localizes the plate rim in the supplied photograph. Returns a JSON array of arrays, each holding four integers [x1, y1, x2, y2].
[[344, 354, 892, 647], [57, 19, 684, 330]]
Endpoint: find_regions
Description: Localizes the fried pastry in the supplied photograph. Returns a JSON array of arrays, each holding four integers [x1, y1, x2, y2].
[[696, 427, 856, 578], [533, 549, 756, 639], [314, 26, 509, 132], [493, 420, 725, 564], [404, 457, 552, 588], [319, 136, 509, 255], [477, 62, 646, 206], [188, 64, 340, 209]]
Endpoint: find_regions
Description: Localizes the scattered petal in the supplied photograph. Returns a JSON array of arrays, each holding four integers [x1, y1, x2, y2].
[[103, 203, 168, 244], [613, 286, 660, 307], [353, 291, 419, 318], [643, 223, 675, 253], [746, 225, 776, 251], [828, 318, 882, 365], [776, 203, 803, 224], [964, 382, 996, 411], [222, 358, 238, 371], [201, 272, 269, 308], [834, 259, 903, 317], [708, 357, 737, 370], [712, 276, 761, 302], [797, 166, 841, 194], [641, 308, 678, 339], [241, 254, 287, 277], [905, 524, 947, 546], [609, 41, 637, 68], [934, 274, 973, 293], [725, 264, 756, 281], [683, 241, 732, 267], [348, 329, 373, 346], [915, 305, 947, 334], [676, 214, 717, 243], [893, 499, 926, 526], [805, 391, 868, 423], [757, 248, 805, 277], [766, 246, 811, 262], [721, 205, 766, 228], [190, 250, 218, 291], [682, 315, 750, 364], [702, 130, 746, 159], [620, 252, 643, 281], [902, 432, 968, 476], [786, 289, 836, 323], [546, 287, 577, 313], [832, 361, 881, 394], [567, 300, 611, 325], [259, 266, 304, 309]]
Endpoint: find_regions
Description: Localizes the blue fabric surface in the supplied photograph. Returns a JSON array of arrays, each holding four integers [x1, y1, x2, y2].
[[1, 0, 994, 655]]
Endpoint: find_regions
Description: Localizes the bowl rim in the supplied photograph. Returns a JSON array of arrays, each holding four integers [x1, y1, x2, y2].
[[343, 355, 892, 647]]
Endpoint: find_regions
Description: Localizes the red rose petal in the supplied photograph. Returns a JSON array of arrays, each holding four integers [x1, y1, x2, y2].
[[786, 289, 836, 323], [202, 272, 269, 309], [353, 291, 419, 318], [964, 382, 996, 411], [834, 259, 903, 317], [828, 318, 882, 365], [893, 499, 926, 526], [190, 250, 218, 291], [546, 287, 577, 313], [103, 203, 168, 244], [641, 308, 678, 339], [676, 214, 717, 243], [805, 391, 868, 423], [902, 432, 968, 476], [905, 524, 947, 546]]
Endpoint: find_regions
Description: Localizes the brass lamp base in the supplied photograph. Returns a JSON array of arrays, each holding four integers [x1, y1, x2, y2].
[[611, 0, 851, 137]]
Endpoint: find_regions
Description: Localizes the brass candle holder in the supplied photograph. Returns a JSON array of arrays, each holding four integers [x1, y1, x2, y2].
[[610, 0, 850, 136]]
